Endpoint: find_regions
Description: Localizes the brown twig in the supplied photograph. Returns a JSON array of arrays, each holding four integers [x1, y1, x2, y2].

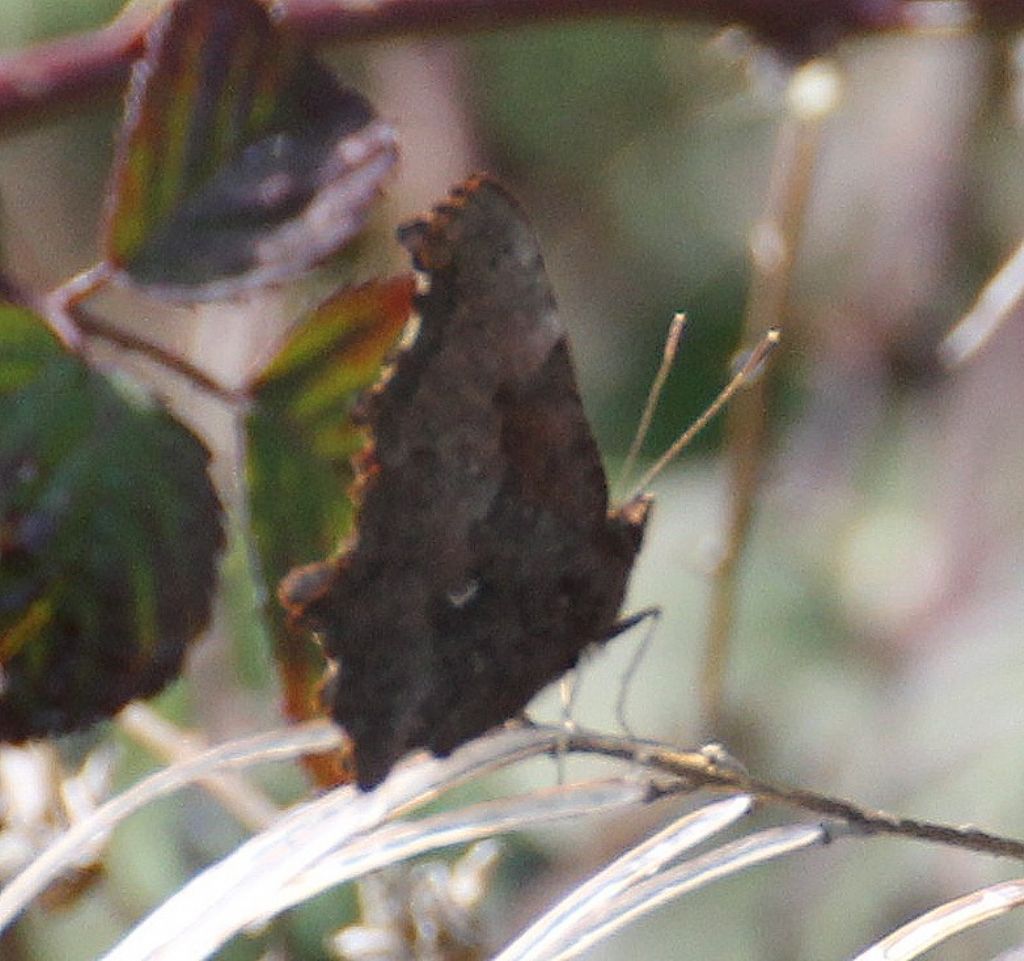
[[564, 730, 1024, 862], [0, 0, 917, 133], [699, 61, 837, 735]]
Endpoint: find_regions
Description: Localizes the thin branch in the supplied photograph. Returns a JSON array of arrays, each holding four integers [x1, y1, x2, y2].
[[562, 730, 1024, 862], [0, 0, 916, 133], [49, 263, 112, 310], [3, 722, 1022, 942]]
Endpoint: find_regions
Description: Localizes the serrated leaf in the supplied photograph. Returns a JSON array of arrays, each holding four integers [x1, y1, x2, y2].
[[102, 0, 398, 301], [0, 295, 223, 739], [245, 276, 412, 742]]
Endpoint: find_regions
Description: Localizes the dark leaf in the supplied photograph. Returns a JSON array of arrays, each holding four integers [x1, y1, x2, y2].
[[246, 276, 411, 743], [102, 0, 397, 301], [0, 295, 223, 739]]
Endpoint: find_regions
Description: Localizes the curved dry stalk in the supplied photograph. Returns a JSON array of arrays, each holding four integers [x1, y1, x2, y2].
[[115, 705, 280, 832], [98, 786, 757, 961], [0, 720, 344, 933], [513, 823, 828, 961], [850, 878, 1024, 961], [245, 779, 655, 929], [97, 727, 594, 961], [4, 722, 1023, 961], [493, 795, 755, 961]]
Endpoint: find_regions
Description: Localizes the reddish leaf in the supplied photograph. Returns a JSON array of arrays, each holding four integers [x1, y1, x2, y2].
[[245, 276, 412, 766]]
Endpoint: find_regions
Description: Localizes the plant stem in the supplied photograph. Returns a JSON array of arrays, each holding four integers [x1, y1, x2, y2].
[[75, 308, 244, 405], [699, 60, 838, 735], [0, 0, 915, 132]]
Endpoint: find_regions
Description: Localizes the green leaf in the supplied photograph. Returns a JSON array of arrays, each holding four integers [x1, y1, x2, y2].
[[246, 276, 411, 731], [0, 290, 60, 392], [0, 295, 223, 739], [102, 0, 397, 301]]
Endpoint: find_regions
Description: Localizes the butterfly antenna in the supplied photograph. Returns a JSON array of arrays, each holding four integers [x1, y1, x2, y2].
[[618, 312, 688, 492], [625, 327, 781, 503]]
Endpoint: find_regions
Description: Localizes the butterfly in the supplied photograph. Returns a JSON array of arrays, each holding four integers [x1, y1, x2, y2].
[[280, 175, 650, 788]]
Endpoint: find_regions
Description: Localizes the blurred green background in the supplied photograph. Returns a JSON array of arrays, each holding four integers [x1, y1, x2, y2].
[[2, 1, 1024, 959]]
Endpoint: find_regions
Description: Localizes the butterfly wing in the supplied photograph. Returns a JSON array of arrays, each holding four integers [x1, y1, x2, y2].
[[282, 177, 648, 788]]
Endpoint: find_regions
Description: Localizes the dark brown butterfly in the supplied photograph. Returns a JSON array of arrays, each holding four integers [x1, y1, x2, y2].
[[280, 176, 650, 788]]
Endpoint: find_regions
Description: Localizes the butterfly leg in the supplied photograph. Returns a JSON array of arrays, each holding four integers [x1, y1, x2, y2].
[[551, 671, 583, 784], [607, 606, 661, 737]]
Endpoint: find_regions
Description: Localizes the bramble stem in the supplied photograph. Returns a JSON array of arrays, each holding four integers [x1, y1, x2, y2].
[[0, 0, 917, 133]]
